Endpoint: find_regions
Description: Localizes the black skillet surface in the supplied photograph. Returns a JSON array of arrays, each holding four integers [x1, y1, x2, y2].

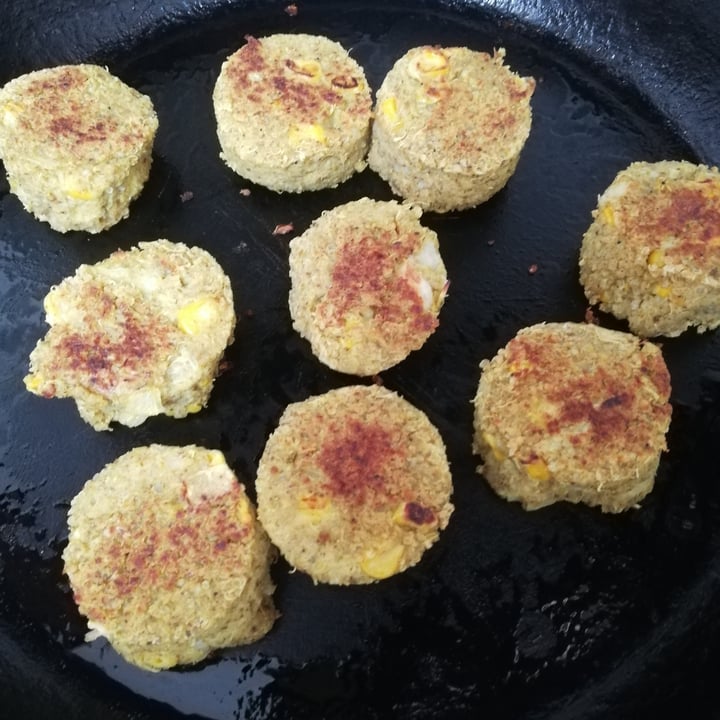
[[1, 1, 720, 718]]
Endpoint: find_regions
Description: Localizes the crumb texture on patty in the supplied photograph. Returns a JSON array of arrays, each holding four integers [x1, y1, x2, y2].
[[368, 46, 535, 212], [63, 445, 278, 671], [256, 385, 454, 584], [580, 160, 720, 337], [25, 239, 235, 430], [289, 198, 448, 375], [473, 322, 672, 513], [0, 64, 158, 233], [213, 33, 372, 192]]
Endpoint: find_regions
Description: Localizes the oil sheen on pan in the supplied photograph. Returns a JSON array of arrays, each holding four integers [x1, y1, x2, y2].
[[0, 1, 719, 719]]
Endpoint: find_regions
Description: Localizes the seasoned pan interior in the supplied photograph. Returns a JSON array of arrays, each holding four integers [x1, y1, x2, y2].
[[1, 1, 719, 718]]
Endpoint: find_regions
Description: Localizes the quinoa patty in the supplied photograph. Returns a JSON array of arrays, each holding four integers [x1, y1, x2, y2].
[[25, 239, 235, 430], [256, 385, 454, 584], [473, 322, 672, 513], [0, 64, 157, 233], [288, 198, 448, 375], [368, 46, 535, 213], [63, 445, 277, 671], [213, 34, 372, 192], [580, 160, 720, 337]]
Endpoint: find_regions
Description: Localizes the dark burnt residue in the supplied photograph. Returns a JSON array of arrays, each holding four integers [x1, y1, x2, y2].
[[404, 501, 435, 525]]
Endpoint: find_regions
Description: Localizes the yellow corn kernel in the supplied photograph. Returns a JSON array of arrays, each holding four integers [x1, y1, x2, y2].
[[237, 496, 253, 526], [647, 249, 665, 268], [360, 545, 404, 580], [177, 297, 218, 335], [392, 502, 436, 530], [408, 49, 449, 79], [508, 357, 531, 375], [340, 316, 360, 349], [379, 96, 401, 126], [298, 494, 330, 523], [136, 650, 179, 671], [286, 58, 321, 79], [206, 450, 224, 465], [66, 188, 96, 201], [526, 398, 552, 430], [600, 205, 615, 225], [524, 456, 551, 481], [482, 432, 506, 462], [24, 374, 42, 392], [43, 294, 58, 317], [2, 100, 23, 128], [185, 403, 203, 414], [654, 285, 672, 298], [288, 122, 326, 145]]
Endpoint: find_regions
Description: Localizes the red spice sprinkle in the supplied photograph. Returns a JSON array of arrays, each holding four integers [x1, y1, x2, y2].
[[325, 231, 435, 334], [57, 310, 166, 392], [272, 223, 294, 236], [284, 3, 298, 15], [528, 263, 538, 275], [317, 419, 400, 505]]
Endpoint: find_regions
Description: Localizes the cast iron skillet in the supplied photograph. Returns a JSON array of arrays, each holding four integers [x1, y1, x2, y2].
[[1, 1, 719, 718]]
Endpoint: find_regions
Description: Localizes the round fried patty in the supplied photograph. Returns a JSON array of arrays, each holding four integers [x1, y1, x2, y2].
[[256, 385, 454, 584], [580, 160, 720, 337], [473, 322, 672, 512], [63, 444, 278, 671], [0, 64, 157, 233], [368, 46, 535, 212], [213, 33, 372, 192], [288, 198, 448, 375], [25, 239, 235, 430]]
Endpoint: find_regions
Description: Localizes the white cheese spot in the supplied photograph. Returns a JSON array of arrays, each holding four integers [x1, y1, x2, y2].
[[413, 238, 442, 271]]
